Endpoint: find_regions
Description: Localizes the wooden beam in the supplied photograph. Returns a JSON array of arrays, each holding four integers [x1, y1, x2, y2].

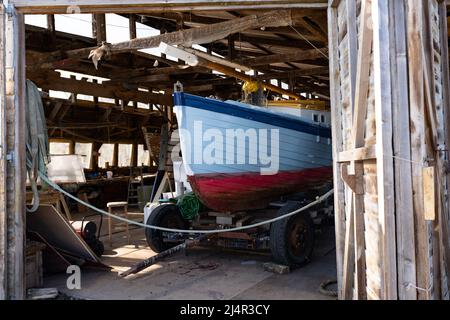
[[48, 101, 64, 122], [338, 145, 376, 163], [201, 58, 301, 99], [112, 143, 119, 167], [390, 0, 416, 301], [92, 14, 106, 45], [10, 1, 328, 14], [328, 3, 346, 299], [30, 72, 172, 106], [373, 0, 397, 300], [345, 0, 371, 300], [240, 48, 328, 67], [256, 66, 329, 80], [407, 0, 432, 300], [131, 143, 138, 167], [1, 7, 26, 300], [129, 14, 137, 40], [46, 14, 55, 33], [438, 0, 450, 297], [46, 10, 297, 65], [0, 5, 6, 300]]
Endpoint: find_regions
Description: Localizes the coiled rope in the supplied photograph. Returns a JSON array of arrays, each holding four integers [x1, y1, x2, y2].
[[38, 171, 333, 235]]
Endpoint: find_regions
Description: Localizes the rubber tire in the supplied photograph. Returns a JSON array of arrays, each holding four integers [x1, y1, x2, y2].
[[93, 240, 105, 257], [145, 204, 188, 253], [270, 202, 315, 268]]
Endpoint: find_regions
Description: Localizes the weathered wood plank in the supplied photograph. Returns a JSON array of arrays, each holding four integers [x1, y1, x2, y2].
[[390, 0, 417, 301], [240, 48, 328, 67], [407, 0, 432, 300], [30, 72, 172, 106], [438, 0, 450, 299], [9, 1, 328, 14], [44, 10, 298, 64], [328, 2, 346, 299], [372, 0, 397, 300], [0, 4, 6, 301], [3, 7, 26, 300], [423, 167, 436, 221]]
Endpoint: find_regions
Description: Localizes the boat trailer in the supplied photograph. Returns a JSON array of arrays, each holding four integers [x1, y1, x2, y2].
[[120, 188, 333, 277]]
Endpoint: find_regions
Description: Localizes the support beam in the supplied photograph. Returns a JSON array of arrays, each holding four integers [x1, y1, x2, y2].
[[129, 14, 137, 40], [407, 0, 432, 300], [9, 1, 328, 14], [46, 14, 55, 33], [1, 6, 26, 300], [328, 2, 345, 299], [42, 10, 297, 65], [131, 143, 138, 167], [372, 0, 397, 300], [162, 43, 302, 99], [390, 0, 416, 300], [256, 66, 329, 80], [30, 72, 172, 106], [112, 143, 119, 167], [90, 142, 101, 171], [240, 48, 328, 66], [92, 14, 106, 45]]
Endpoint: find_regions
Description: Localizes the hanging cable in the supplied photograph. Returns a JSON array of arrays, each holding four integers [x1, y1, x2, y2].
[[288, 24, 329, 60], [37, 169, 333, 235]]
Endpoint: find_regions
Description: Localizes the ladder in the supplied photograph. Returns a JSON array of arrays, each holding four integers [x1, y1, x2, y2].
[[149, 124, 180, 202], [127, 167, 144, 208]]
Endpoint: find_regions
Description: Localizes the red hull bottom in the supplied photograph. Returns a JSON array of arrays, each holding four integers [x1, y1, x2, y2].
[[188, 167, 333, 213]]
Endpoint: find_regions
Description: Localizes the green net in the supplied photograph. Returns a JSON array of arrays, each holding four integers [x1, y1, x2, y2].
[[177, 192, 201, 220]]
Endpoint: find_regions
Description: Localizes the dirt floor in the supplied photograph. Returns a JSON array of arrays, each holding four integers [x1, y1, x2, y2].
[[43, 211, 337, 300]]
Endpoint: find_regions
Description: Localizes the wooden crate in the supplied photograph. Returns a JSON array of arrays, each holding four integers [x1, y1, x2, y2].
[[25, 241, 46, 289]]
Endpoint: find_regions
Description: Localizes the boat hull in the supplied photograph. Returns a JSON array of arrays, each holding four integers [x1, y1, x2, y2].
[[188, 167, 333, 212], [173, 92, 333, 213]]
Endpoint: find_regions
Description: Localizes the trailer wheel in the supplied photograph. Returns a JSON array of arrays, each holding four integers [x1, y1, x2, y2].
[[145, 204, 188, 253], [270, 202, 315, 268]]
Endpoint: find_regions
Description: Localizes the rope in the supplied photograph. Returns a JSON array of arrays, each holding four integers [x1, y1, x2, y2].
[[38, 170, 333, 234], [288, 25, 329, 60], [25, 80, 51, 213], [319, 280, 338, 297]]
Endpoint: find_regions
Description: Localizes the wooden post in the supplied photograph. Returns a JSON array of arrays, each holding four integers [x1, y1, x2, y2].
[[372, 0, 398, 300], [390, 0, 417, 301], [328, 0, 346, 299], [0, 5, 26, 300], [90, 142, 101, 171], [0, 4, 6, 301], [406, 0, 432, 300], [68, 141, 75, 155], [438, 0, 450, 298], [129, 15, 138, 109], [129, 14, 137, 40], [131, 143, 138, 167], [227, 34, 236, 61], [112, 143, 119, 167]]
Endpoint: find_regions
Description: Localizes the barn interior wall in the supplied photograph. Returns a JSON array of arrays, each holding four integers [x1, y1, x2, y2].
[[329, 0, 450, 300]]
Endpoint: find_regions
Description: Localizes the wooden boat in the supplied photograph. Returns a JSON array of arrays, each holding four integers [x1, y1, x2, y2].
[[173, 92, 333, 213]]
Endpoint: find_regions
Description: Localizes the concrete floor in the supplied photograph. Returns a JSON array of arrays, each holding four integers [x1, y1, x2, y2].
[[44, 214, 337, 300]]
